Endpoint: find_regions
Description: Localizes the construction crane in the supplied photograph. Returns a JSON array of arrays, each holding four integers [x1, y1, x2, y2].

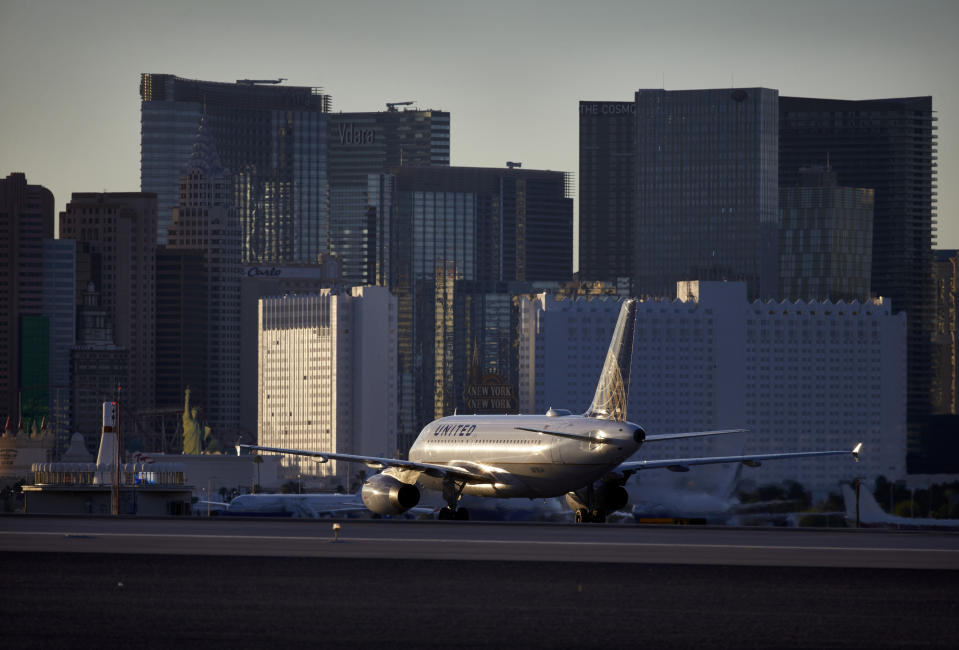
[[386, 101, 415, 112], [237, 78, 287, 85]]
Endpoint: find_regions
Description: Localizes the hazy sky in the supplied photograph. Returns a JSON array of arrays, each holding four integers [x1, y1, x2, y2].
[[2, 0, 957, 248]]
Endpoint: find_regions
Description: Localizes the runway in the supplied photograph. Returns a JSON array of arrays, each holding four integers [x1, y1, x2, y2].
[[3, 517, 958, 648], [2, 515, 958, 569]]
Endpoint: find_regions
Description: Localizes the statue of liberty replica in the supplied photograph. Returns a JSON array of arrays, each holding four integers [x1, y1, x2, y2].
[[182, 387, 209, 455]]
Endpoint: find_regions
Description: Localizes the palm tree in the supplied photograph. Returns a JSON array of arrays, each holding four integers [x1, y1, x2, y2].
[[252, 454, 263, 493]]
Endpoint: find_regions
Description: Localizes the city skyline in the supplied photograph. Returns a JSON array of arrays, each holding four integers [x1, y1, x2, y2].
[[1, 0, 957, 254]]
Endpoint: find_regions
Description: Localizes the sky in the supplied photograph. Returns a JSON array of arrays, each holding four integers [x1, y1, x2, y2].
[[2, 0, 957, 248]]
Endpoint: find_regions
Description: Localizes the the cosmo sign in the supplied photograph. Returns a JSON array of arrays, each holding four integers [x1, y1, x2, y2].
[[579, 102, 635, 115]]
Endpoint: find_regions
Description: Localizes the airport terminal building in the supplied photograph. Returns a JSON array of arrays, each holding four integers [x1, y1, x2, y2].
[[517, 281, 907, 492]]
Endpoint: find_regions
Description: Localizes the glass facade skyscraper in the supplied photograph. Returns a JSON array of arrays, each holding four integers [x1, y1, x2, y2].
[[779, 166, 874, 302], [633, 88, 780, 301], [161, 120, 242, 435], [1, 173, 54, 427], [377, 166, 573, 449], [140, 74, 331, 264], [779, 95, 937, 455], [328, 109, 450, 286], [578, 100, 636, 286], [42, 238, 77, 456]]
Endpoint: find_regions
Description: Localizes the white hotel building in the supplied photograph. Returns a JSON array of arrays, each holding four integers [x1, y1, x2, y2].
[[518, 281, 907, 492], [258, 286, 397, 483]]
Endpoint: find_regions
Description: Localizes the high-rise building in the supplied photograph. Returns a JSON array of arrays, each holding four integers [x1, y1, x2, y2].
[[328, 108, 450, 285], [518, 282, 907, 492], [779, 165, 874, 302], [0, 173, 54, 426], [162, 119, 242, 435], [328, 109, 450, 184], [257, 287, 397, 483], [633, 88, 780, 301], [59, 192, 157, 426], [779, 95, 937, 442], [42, 238, 77, 456], [140, 74, 331, 263], [18, 315, 49, 437], [155, 247, 207, 422], [932, 249, 958, 415], [578, 100, 636, 286], [375, 166, 573, 448], [71, 282, 127, 454], [239, 258, 342, 439]]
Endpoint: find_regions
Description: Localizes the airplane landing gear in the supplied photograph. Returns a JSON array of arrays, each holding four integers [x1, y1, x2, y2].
[[568, 482, 613, 523], [574, 508, 607, 524], [438, 477, 469, 521], [438, 506, 470, 520]]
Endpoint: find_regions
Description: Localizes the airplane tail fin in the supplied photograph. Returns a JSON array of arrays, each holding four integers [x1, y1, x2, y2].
[[585, 298, 637, 422], [842, 482, 890, 524]]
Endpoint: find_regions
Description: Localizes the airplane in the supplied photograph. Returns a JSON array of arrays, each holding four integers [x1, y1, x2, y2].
[[841, 484, 959, 531], [240, 298, 863, 523], [630, 461, 744, 525], [224, 492, 372, 518]]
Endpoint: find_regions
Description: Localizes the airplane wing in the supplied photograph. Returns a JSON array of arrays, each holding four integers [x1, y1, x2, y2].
[[644, 429, 747, 442], [237, 444, 489, 483], [515, 427, 747, 445], [617, 443, 862, 477]]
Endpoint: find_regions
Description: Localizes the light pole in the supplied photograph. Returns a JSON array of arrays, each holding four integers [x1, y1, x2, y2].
[[853, 478, 861, 528]]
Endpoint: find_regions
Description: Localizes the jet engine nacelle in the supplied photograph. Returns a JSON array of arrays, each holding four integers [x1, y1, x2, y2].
[[361, 474, 420, 515], [566, 482, 630, 515]]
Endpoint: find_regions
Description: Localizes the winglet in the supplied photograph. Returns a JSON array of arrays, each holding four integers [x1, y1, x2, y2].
[[852, 442, 863, 462]]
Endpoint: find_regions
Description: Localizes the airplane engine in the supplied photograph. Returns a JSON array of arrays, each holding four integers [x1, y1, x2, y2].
[[361, 474, 420, 515], [598, 483, 630, 513], [566, 482, 629, 516]]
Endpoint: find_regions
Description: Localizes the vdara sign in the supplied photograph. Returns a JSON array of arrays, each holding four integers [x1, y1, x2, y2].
[[337, 123, 376, 145]]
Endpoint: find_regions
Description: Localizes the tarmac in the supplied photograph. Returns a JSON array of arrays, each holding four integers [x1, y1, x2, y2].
[[2, 516, 958, 648]]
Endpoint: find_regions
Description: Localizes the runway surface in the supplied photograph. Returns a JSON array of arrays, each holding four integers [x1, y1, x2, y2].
[[3, 517, 958, 648], [2, 515, 958, 569]]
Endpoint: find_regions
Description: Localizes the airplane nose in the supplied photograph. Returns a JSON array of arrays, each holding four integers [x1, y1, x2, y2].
[[633, 427, 646, 444]]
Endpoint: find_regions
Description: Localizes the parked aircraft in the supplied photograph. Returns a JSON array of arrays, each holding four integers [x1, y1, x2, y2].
[[225, 492, 371, 518], [842, 484, 959, 530], [241, 299, 862, 522]]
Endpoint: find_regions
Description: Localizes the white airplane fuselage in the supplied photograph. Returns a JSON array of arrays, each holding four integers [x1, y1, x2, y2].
[[390, 414, 644, 499]]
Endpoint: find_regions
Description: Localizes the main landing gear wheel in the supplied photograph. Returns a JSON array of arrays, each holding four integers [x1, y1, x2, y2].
[[438, 506, 469, 521]]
